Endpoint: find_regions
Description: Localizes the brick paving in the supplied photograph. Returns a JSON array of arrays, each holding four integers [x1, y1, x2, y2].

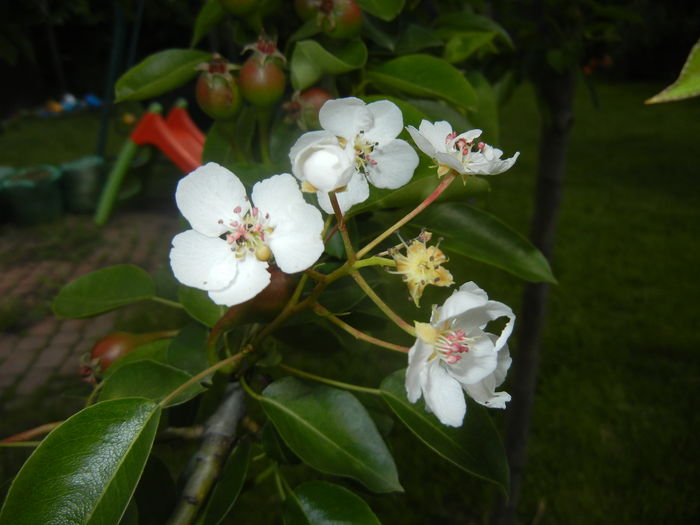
[[0, 211, 181, 437]]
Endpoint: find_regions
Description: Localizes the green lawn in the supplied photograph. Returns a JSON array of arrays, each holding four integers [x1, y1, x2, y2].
[[481, 81, 700, 523], [1, 82, 698, 523]]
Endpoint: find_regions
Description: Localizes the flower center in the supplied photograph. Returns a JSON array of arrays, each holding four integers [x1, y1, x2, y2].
[[221, 206, 274, 261], [353, 131, 378, 175], [445, 133, 486, 170], [435, 328, 471, 365]]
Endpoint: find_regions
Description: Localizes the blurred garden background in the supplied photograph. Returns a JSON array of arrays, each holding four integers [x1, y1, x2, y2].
[[0, 1, 698, 524]]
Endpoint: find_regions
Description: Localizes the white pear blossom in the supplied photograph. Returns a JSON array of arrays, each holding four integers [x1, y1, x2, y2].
[[169, 163, 324, 306], [406, 282, 515, 427], [406, 120, 519, 177], [289, 97, 419, 214]]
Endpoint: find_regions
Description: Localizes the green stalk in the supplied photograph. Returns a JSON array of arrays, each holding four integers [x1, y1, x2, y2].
[[350, 270, 415, 336], [356, 172, 457, 259], [278, 364, 381, 395], [313, 303, 408, 353]]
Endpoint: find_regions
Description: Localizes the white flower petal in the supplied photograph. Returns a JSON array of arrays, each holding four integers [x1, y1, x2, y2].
[[463, 379, 511, 409], [406, 125, 436, 158], [366, 139, 419, 189], [493, 342, 512, 387], [175, 163, 248, 237], [448, 333, 498, 384], [434, 151, 464, 173], [319, 97, 372, 139], [469, 148, 520, 175], [364, 100, 403, 144], [170, 230, 237, 291], [289, 130, 333, 164], [289, 131, 355, 192], [424, 362, 467, 427], [269, 202, 324, 273], [208, 256, 270, 306], [436, 282, 489, 323], [316, 173, 369, 214], [485, 299, 516, 353], [251, 173, 304, 217], [418, 120, 454, 152], [406, 340, 433, 403]]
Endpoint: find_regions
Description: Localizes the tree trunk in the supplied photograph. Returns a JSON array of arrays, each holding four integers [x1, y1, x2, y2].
[[492, 69, 576, 525]]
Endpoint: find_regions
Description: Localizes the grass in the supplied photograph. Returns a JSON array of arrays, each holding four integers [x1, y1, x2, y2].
[[480, 81, 700, 523], [0, 82, 698, 523]]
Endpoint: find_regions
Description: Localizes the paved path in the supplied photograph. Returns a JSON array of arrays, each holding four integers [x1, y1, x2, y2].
[[0, 211, 180, 437]]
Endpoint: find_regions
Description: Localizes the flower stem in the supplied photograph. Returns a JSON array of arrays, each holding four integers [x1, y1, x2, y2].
[[150, 296, 185, 309], [278, 364, 381, 395], [1, 421, 62, 443], [356, 172, 457, 259], [313, 304, 409, 353], [350, 270, 415, 337], [329, 191, 356, 263], [0, 441, 41, 448], [352, 256, 396, 271], [158, 347, 252, 408]]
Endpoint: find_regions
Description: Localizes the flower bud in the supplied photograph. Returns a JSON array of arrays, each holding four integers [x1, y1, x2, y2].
[[290, 133, 354, 192]]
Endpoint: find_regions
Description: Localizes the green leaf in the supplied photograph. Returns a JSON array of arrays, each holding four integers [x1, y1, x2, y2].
[[646, 39, 700, 103], [262, 422, 301, 465], [257, 377, 402, 493], [367, 54, 477, 112], [347, 157, 489, 217], [380, 370, 509, 492], [115, 49, 211, 102], [434, 12, 514, 49], [465, 71, 500, 142], [356, 0, 404, 21], [197, 440, 251, 525], [179, 286, 226, 327], [99, 360, 205, 407], [102, 339, 172, 379], [291, 39, 368, 91], [0, 398, 161, 525], [53, 264, 155, 318], [283, 481, 381, 525], [439, 30, 497, 63], [405, 203, 556, 283], [167, 323, 210, 375], [191, 0, 226, 47], [395, 24, 443, 55]]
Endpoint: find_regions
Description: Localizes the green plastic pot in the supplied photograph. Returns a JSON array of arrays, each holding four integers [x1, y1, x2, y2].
[[3, 164, 63, 225], [60, 155, 105, 213]]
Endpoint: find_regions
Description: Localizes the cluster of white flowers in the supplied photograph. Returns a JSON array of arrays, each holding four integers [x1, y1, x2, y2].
[[169, 97, 518, 427]]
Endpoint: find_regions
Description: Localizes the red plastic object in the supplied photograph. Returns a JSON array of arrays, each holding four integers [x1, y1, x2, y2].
[[130, 107, 204, 173]]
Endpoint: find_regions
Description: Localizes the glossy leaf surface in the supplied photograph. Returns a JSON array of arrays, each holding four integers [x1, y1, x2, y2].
[[367, 54, 477, 111], [0, 398, 161, 525], [99, 359, 205, 407], [179, 286, 226, 327], [380, 370, 509, 492], [258, 377, 402, 493], [646, 39, 700, 103], [115, 49, 211, 102], [191, 0, 226, 47], [405, 203, 556, 283], [291, 39, 367, 91], [356, 0, 404, 21], [53, 264, 155, 318], [283, 481, 381, 525]]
